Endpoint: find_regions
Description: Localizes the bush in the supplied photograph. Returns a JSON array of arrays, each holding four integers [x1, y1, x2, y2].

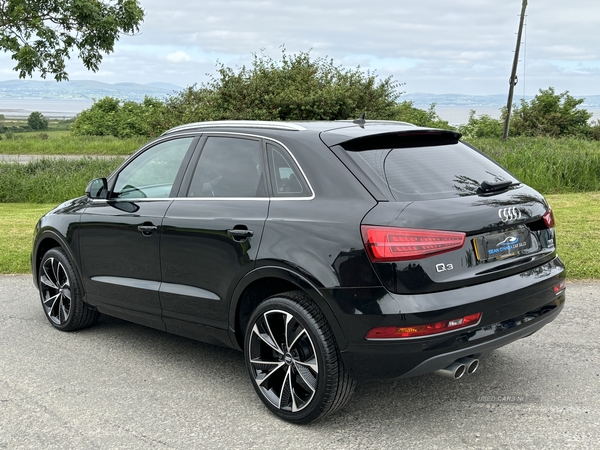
[[390, 101, 453, 129], [71, 96, 166, 138], [159, 49, 403, 129], [458, 110, 504, 138], [510, 87, 592, 138], [27, 111, 49, 130]]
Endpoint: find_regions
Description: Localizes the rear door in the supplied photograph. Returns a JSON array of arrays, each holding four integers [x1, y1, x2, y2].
[[159, 134, 269, 343]]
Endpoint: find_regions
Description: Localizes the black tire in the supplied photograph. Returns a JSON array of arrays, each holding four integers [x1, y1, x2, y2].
[[38, 248, 99, 331], [244, 291, 355, 423]]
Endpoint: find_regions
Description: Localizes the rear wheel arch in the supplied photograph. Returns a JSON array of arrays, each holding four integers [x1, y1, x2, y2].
[[229, 267, 348, 352]]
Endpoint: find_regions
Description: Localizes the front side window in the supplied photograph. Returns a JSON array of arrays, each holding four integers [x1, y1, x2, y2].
[[113, 138, 193, 199], [187, 136, 266, 198]]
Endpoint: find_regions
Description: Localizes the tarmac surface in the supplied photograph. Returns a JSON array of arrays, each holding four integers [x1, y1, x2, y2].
[[0, 276, 598, 449]]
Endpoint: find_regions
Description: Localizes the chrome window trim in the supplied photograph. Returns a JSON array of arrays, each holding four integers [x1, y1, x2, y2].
[[187, 132, 315, 200], [91, 132, 316, 202]]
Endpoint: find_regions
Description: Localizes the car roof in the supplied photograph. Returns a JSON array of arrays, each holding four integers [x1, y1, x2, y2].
[[159, 120, 461, 148]]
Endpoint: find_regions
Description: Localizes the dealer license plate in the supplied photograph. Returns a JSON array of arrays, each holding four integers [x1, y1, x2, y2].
[[473, 229, 531, 262]]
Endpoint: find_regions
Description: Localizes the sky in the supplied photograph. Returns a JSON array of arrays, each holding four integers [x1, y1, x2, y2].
[[1, 0, 599, 96]]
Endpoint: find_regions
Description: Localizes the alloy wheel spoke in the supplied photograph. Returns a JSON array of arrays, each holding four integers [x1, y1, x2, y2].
[[43, 293, 60, 309], [253, 360, 286, 387], [293, 360, 318, 392], [41, 261, 58, 289], [263, 313, 284, 354], [252, 323, 284, 355], [288, 327, 307, 352]]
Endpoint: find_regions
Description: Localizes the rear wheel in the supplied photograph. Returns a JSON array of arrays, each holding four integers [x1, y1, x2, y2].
[[38, 248, 99, 331], [244, 291, 355, 423]]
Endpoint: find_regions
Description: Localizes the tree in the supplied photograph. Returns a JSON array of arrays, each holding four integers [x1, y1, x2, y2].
[[0, 0, 144, 81], [28, 111, 48, 130]]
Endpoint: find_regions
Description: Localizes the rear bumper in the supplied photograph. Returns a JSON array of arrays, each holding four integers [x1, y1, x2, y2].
[[343, 298, 563, 379], [326, 257, 566, 379]]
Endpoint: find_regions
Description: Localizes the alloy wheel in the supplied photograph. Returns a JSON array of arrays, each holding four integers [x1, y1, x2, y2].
[[40, 257, 72, 325], [248, 309, 319, 412]]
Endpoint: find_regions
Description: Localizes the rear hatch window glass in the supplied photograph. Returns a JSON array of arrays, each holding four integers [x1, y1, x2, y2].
[[349, 143, 518, 201]]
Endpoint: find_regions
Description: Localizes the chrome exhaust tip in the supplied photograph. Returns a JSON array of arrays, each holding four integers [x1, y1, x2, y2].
[[434, 362, 466, 380], [457, 357, 479, 375]]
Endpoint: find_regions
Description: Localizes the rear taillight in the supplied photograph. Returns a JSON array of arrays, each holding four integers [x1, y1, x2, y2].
[[361, 226, 466, 262], [543, 208, 555, 228], [366, 312, 482, 339]]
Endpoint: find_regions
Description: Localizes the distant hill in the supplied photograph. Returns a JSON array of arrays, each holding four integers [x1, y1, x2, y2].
[[402, 92, 600, 109], [0, 79, 183, 102]]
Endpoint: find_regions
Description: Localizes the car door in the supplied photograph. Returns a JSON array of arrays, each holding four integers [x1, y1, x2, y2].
[[159, 135, 269, 344], [79, 136, 197, 329]]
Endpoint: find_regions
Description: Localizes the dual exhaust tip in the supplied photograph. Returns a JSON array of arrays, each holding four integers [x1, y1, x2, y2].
[[434, 357, 479, 380]]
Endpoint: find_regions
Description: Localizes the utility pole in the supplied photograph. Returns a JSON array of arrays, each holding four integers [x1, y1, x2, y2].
[[502, 0, 528, 140]]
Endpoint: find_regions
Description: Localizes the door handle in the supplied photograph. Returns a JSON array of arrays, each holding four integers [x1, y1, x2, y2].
[[138, 225, 158, 236], [227, 228, 254, 241]]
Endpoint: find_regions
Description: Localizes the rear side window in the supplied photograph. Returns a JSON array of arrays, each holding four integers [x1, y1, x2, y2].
[[349, 143, 518, 201], [267, 143, 311, 197], [187, 136, 266, 198]]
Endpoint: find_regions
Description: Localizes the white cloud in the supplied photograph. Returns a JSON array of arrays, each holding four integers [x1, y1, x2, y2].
[[166, 51, 191, 63], [2, 0, 599, 95]]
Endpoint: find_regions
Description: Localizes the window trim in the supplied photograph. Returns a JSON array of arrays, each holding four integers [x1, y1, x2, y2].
[[178, 132, 315, 201]]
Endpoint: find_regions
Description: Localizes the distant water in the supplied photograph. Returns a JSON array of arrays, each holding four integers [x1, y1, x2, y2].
[[433, 106, 600, 126], [0, 99, 93, 118], [2, 99, 599, 125]]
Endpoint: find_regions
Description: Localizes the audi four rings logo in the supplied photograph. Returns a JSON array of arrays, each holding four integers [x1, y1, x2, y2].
[[498, 207, 522, 222]]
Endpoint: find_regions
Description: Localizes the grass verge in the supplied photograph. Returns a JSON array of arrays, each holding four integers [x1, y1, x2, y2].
[[546, 192, 600, 280], [1, 203, 54, 274], [0, 132, 146, 155], [469, 137, 600, 194], [0, 157, 124, 203], [1, 193, 598, 278]]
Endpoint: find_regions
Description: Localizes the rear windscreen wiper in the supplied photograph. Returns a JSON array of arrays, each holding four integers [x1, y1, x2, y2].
[[478, 180, 520, 195]]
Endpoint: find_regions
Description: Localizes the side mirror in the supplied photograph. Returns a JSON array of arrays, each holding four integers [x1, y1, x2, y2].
[[85, 178, 108, 199]]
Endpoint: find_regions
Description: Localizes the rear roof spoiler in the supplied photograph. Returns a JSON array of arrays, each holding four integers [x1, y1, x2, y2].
[[321, 128, 462, 151]]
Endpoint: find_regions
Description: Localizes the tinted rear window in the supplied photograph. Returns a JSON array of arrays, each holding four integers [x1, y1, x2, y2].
[[348, 142, 518, 201]]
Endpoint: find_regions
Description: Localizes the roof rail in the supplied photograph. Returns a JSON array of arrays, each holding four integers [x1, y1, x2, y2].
[[161, 120, 307, 136], [336, 119, 417, 127]]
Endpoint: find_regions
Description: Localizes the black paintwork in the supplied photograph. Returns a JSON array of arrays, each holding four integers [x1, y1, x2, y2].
[[31, 121, 566, 379]]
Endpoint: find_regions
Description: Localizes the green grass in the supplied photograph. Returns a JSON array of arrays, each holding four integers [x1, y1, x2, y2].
[[469, 137, 600, 194], [0, 203, 54, 274], [1, 193, 598, 278], [546, 192, 600, 280], [0, 132, 145, 155], [0, 157, 125, 203]]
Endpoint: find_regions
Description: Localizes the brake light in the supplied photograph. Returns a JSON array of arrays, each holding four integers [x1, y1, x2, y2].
[[365, 312, 482, 339], [361, 226, 465, 262], [543, 208, 555, 228]]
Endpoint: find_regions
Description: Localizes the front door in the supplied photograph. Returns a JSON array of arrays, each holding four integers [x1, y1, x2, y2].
[[79, 137, 196, 329]]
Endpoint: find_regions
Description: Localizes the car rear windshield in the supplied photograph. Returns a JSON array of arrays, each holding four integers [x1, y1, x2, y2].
[[347, 142, 518, 201]]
